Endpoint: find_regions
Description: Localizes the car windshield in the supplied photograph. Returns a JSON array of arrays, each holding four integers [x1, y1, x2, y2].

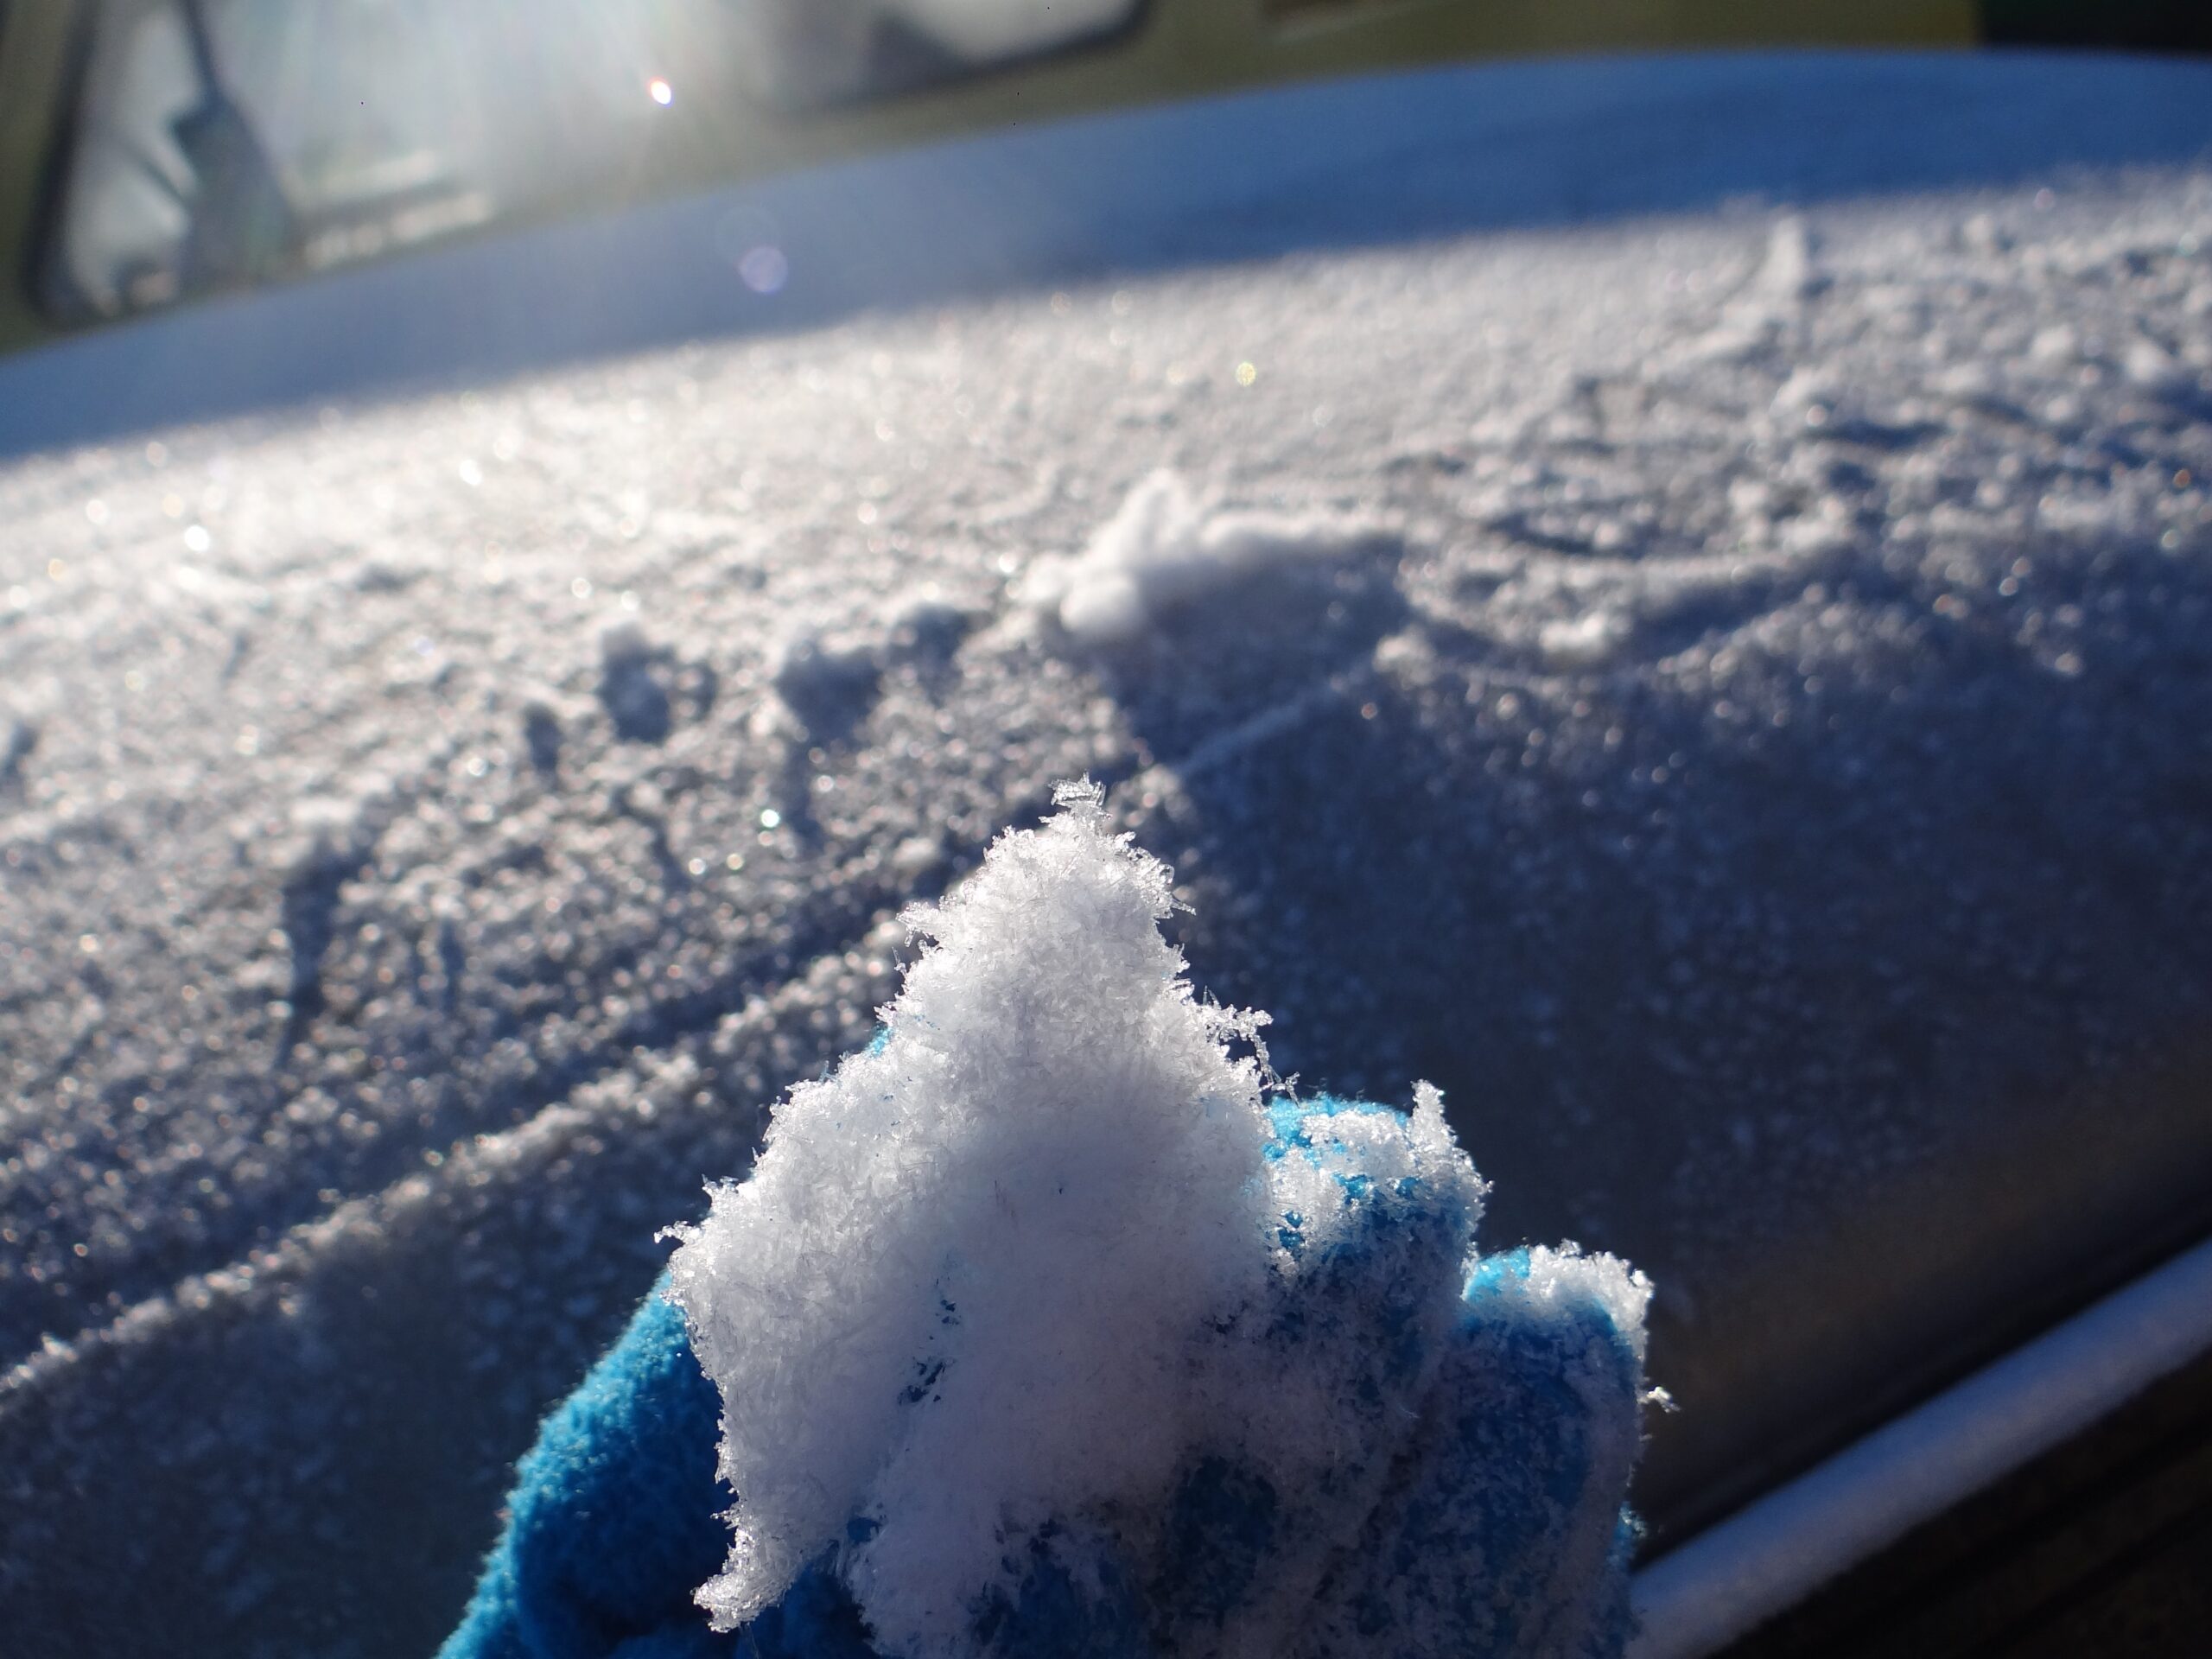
[[41, 0, 1142, 320]]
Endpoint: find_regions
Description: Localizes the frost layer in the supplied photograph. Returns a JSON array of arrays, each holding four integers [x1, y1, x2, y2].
[[666, 784, 1642, 1657]]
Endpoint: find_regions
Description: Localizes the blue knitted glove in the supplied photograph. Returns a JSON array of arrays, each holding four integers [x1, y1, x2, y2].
[[441, 1098, 1646, 1659], [438, 1279, 737, 1659], [448, 795, 1649, 1658]]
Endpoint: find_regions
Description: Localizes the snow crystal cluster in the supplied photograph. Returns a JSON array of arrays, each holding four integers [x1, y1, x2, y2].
[[666, 783, 1649, 1658]]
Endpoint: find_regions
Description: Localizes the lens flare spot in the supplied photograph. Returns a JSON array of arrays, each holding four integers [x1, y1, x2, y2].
[[738, 245, 789, 295]]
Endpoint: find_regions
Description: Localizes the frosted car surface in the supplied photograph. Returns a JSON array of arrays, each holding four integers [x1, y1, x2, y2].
[[2, 48, 2210, 1659]]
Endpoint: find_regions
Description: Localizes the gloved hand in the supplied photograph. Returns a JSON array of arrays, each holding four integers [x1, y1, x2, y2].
[[444, 791, 1650, 1659], [440, 1096, 1647, 1659]]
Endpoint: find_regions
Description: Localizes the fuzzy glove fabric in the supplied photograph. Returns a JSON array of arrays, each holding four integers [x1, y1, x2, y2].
[[442, 1102, 1646, 1659], [443, 791, 1650, 1659]]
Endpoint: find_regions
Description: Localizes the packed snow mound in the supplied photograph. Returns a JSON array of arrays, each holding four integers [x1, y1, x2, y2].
[[665, 783, 1646, 1658], [1023, 470, 1391, 645]]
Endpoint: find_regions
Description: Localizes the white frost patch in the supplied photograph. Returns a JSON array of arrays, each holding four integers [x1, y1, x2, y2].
[[1023, 469, 1387, 645]]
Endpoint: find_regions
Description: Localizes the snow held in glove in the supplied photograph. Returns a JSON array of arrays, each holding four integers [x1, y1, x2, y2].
[[664, 782, 1649, 1659]]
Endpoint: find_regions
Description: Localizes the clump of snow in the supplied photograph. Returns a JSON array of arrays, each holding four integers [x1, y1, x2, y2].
[[1, 714, 39, 791], [666, 784, 1641, 1657], [1674, 213, 1827, 365], [1539, 609, 1632, 671], [667, 780, 1277, 1647], [598, 617, 675, 742], [278, 781, 389, 884], [2122, 335, 2190, 397], [1755, 214, 1823, 305], [771, 630, 883, 739], [284, 796, 364, 873], [519, 693, 566, 774], [886, 594, 975, 658], [598, 617, 656, 670], [1023, 470, 1389, 645]]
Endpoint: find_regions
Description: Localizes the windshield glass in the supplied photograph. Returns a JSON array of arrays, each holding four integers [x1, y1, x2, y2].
[[41, 0, 1142, 321]]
